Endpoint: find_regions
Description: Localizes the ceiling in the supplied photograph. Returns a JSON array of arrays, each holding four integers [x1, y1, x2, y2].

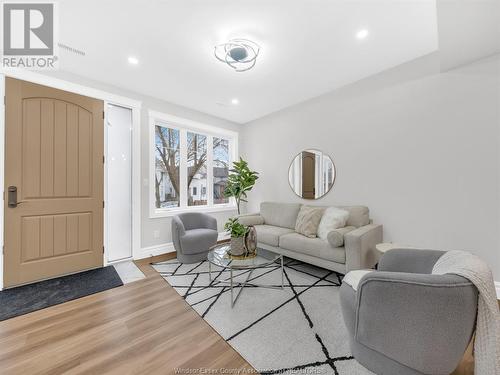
[[57, 0, 439, 124]]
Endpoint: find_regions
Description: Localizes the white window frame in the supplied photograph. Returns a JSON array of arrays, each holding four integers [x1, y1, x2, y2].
[[149, 110, 238, 218]]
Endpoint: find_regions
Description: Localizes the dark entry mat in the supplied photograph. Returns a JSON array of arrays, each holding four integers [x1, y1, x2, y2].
[[0, 266, 123, 321]]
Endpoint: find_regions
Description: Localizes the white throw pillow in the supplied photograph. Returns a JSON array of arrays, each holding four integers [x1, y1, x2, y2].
[[295, 206, 325, 238], [317, 207, 350, 240]]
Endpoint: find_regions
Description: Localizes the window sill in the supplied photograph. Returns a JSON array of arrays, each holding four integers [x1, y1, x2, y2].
[[149, 205, 238, 219]]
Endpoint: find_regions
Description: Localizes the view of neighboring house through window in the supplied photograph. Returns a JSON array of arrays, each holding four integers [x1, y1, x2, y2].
[[213, 137, 229, 204], [187, 132, 208, 206], [154, 125, 180, 209]]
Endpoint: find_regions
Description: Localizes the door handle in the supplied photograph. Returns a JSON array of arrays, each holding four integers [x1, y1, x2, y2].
[[7, 186, 26, 208]]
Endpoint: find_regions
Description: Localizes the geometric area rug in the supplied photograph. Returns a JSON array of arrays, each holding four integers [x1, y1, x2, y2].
[[152, 255, 374, 374]]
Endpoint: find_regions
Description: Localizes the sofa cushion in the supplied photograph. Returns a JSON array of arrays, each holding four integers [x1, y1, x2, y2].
[[317, 207, 350, 239], [254, 225, 294, 247], [260, 202, 302, 229], [339, 206, 370, 227], [280, 233, 346, 264], [237, 214, 265, 226], [327, 226, 356, 247], [295, 205, 325, 238]]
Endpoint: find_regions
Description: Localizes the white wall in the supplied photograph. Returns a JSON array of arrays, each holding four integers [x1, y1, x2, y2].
[[42, 70, 241, 251], [241, 53, 500, 280], [437, 0, 500, 71]]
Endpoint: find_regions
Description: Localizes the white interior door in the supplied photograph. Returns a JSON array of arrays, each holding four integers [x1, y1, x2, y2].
[[106, 104, 132, 262]]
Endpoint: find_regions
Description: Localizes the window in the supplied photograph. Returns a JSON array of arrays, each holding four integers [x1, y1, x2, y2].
[[154, 126, 180, 209], [213, 137, 229, 204], [187, 132, 207, 206], [150, 111, 237, 217]]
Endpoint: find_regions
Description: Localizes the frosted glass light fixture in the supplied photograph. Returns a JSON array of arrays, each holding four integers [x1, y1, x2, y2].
[[214, 39, 260, 72]]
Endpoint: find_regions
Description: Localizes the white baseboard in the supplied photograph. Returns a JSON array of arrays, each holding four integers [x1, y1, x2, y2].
[[135, 232, 229, 260], [495, 281, 500, 299], [135, 242, 175, 260], [106, 256, 134, 266]]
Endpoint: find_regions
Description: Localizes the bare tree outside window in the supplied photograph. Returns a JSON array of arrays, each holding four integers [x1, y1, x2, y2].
[[187, 132, 208, 206], [154, 125, 180, 208], [153, 120, 232, 212]]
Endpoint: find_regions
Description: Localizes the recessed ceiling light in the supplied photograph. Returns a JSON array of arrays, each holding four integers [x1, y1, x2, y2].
[[356, 29, 369, 40], [231, 98, 239, 105], [128, 56, 139, 65]]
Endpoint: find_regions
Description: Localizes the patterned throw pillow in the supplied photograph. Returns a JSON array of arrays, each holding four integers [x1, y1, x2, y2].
[[295, 206, 325, 238], [317, 207, 350, 240]]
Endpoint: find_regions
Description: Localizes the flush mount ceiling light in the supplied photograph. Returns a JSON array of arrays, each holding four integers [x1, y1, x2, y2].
[[214, 39, 260, 72]]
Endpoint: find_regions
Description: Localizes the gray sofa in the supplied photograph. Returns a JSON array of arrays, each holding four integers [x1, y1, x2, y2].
[[238, 202, 383, 274], [340, 249, 478, 375], [171, 212, 218, 263]]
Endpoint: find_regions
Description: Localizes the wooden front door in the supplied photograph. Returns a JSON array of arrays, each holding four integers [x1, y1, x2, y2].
[[4, 78, 104, 288]]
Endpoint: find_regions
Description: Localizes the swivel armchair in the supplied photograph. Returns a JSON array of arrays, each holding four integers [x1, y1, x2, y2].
[[340, 249, 478, 375], [171, 212, 218, 264]]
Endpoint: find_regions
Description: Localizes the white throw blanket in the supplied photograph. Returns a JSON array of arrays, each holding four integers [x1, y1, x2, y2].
[[343, 269, 373, 291], [432, 250, 500, 375]]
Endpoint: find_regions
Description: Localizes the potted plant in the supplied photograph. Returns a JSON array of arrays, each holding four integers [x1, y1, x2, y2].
[[224, 218, 248, 256], [224, 158, 259, 215]]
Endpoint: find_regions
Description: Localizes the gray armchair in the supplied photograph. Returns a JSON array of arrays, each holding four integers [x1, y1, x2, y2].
[[171, 213, 218, 263], [340, 249, 478, 375]]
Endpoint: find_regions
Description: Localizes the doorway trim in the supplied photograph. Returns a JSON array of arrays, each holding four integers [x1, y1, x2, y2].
[[0, 70, 142, 290]]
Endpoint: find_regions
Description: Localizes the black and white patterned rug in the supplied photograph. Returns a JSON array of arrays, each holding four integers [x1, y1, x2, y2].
[[152, 255, 373, 374]]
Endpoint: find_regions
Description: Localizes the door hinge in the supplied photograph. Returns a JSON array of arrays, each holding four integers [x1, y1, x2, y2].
[[103, 155, 105, 164], [103, 111, 105, 119], [3, 96, 5, 105], [103, 246, 105, 254], [103, 201, 105, 208]]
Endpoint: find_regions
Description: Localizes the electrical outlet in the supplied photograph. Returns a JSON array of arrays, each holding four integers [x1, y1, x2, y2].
[[153, 230, 160, 239]]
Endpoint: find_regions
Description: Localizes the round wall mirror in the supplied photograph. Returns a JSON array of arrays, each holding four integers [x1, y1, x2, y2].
[[288, 149, 336, 200]]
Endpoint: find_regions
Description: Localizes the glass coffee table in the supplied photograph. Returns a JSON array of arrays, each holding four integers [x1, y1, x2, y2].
[[207, 243, 284, 307]]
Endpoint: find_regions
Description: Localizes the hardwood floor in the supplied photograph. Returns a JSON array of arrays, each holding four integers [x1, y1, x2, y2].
[[0, 253, 491, 375], [0, 254, 253, 375]]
